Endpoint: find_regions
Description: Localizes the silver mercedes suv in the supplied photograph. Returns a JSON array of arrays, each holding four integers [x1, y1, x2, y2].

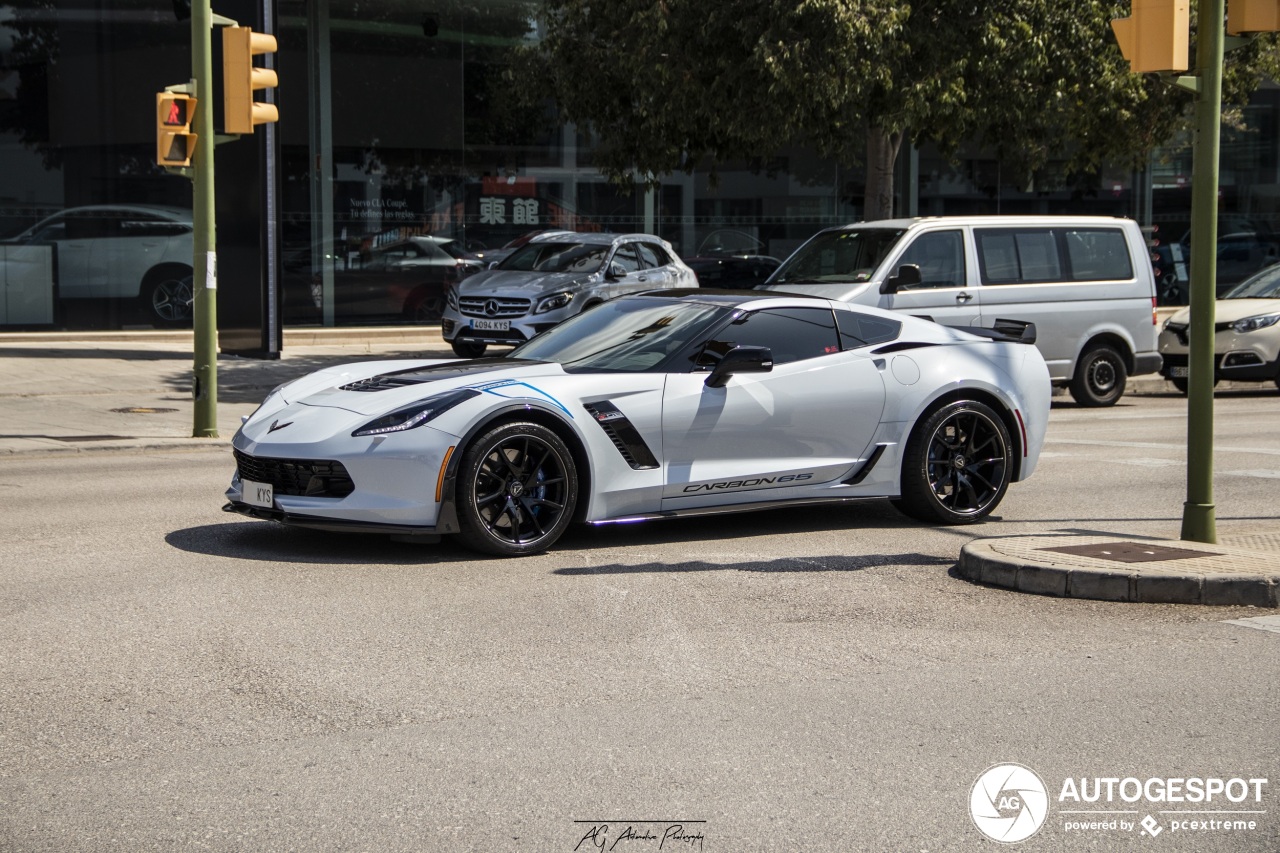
[[441, 231, 697, 358]]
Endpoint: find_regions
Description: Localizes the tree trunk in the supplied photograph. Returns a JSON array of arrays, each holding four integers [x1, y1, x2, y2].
[[863, 126, 903, 221]]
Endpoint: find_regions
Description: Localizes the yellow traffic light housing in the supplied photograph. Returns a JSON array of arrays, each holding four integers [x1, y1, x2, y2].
[[222, 25, 279, 134], [1111, 0, 1190, 73], [156, 91, 198, 167], [1228, 0, 1280, 34]]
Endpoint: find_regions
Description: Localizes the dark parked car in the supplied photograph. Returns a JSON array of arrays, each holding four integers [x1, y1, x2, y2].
[[685, 254, 781, 289]]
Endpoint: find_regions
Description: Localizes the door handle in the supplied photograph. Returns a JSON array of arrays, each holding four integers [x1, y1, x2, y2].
[[955, 291, 973, 302]]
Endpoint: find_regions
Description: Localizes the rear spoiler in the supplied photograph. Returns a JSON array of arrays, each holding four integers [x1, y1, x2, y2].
[[955, 318, 1038, 345]]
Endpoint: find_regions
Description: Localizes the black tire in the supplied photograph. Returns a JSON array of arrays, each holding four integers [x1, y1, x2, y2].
[[1069, 344, 1128, 406], [141, 270, 194, 326], [1169, 375, 1218, 395], [895, 399, 1012, 525], [451, 340, 487, 359], [454, 421, 578, 556], [409, 295, 445, 323]]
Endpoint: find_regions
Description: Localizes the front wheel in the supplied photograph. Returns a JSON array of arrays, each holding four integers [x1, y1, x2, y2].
[[895, 400, 1012, 525], [1170, 376, 1219, 395], [1069, 344, 1128, 407], [451, 340, 487, 359], [455, 421, 578, 556]]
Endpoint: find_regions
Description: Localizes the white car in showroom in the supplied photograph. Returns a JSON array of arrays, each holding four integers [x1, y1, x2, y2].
[[226, 290, 1051, 556], [440, 231, 696, 358], [4, 204, 194, 326], [1159, 263, 1280, 393]]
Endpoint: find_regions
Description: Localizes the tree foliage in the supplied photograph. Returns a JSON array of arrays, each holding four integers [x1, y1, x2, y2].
[[516, 0, 1280, 219]]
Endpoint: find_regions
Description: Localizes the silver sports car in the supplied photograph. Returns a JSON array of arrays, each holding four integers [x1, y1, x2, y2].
[[225, 290, 1051, 556]]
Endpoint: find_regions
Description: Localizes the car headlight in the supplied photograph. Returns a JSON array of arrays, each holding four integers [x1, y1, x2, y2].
[[446, 286, 459, 310], [535, 291, 574, 314], [1231, 313, 1280, 333], [351, 388, 480, 437]]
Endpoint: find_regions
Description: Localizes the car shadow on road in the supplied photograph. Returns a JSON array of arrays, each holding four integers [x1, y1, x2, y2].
[[552, 553, 955, 575], [166, 501, 947, 567]]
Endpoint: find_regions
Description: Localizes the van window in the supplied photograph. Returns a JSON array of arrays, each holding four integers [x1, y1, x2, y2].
[[976, 227, 1133, 284], [895, 230, 965, 288], [1063, 229, 1133, 280], [770, 228, 905, 285]]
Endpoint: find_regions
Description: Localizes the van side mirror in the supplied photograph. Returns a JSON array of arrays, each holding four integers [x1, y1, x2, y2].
[[705, 345, 773, 388], [880, 263, 922, 294]]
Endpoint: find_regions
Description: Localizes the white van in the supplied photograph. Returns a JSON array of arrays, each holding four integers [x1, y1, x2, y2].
[[758, 216, 1161, 406]]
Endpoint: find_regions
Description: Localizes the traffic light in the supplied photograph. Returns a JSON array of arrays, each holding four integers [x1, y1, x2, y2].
[[1228, 0, 1280, 34], [1111, 0, 1190, 74], [156, 91, 197, 167], [222, 25, 279, 134]]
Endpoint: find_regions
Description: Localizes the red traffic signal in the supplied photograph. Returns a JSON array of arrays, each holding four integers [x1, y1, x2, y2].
[[156, 91, 197, 167]]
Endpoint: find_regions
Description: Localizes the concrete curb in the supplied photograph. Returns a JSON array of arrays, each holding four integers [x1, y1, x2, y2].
[[959, 535, 1280, 607]]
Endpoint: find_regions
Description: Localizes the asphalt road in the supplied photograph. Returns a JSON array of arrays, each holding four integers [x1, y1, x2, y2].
[[2, 392, 1279, 852]]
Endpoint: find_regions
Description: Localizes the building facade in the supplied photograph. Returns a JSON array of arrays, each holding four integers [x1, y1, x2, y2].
[[2, 0, 1279, 334]]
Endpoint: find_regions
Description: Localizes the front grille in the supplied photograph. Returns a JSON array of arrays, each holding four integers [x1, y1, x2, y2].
[[459, 296, 531, 318], [234, 450, 355, 498]]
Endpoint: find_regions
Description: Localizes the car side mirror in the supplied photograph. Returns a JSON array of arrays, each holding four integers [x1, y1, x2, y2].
[[880, 263, 922, 294], [705, 345, 773, 388]]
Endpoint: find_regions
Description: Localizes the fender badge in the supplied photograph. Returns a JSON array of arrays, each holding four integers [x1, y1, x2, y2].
[[268, 419, 293, 433]]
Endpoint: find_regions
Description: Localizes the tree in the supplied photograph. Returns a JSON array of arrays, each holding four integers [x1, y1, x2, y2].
[[516, 0, 1280, 220]]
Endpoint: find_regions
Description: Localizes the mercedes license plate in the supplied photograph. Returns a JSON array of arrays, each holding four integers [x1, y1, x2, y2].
[[1168, 366, 1189, 378], [472, 319, 510, 332], [242, 479, 274, 508]]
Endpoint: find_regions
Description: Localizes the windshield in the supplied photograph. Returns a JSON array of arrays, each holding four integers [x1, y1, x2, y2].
[[1223, 264, 1280, 299], [509, 297, 729, 372], [498, 241, 609, 274], [770, 228, 906, 285]]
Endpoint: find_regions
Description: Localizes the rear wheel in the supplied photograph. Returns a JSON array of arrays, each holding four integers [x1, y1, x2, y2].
[[895, 400, 1012, 525], [455, 422, 578, 556], [1069, 344, 1127, 406], [450, 340, 487, 359]]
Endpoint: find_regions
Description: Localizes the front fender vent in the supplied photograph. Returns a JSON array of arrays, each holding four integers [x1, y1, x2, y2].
[[583, 401, 659, 470]]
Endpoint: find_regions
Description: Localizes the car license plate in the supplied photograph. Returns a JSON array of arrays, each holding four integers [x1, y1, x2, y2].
[[472, 319, 510, 332], [1168, 366, 1189, 378], [242, 479, 274, 508]]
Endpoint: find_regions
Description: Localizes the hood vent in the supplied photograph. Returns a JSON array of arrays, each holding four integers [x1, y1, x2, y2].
[[339, 358, 543, 392]]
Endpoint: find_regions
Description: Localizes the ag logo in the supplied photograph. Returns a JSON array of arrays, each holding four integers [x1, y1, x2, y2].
[[969, 763, 1049, 843]]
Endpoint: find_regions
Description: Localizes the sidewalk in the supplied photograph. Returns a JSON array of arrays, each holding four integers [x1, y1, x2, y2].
[[2, 326, 1276, 608]]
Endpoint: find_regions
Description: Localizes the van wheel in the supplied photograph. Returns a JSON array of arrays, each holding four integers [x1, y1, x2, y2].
[[1069, 345, 1127, 407], [1170, 376, 1218, 395]]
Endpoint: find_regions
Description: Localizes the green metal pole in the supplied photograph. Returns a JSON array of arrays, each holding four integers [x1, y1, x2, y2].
[[1180, 0, 1223, 543], [191, 0, 218, 437]]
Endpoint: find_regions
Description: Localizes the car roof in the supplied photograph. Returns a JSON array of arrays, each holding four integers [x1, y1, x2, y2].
[[37, 204, 193, 222], [635, 288, 826, 307], [527, 231, 666, 246], [818, 215, 1134, 232]]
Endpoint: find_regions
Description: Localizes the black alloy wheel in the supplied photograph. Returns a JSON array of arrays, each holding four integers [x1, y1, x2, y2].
[[455, 421, 578, 556], [1069, 344, 1128, 406], [896, 400, 1012, 525], [409, 295, 446, 323]]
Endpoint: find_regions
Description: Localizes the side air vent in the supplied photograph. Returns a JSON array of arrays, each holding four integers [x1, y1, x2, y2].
[[583, 401, 659, 470], [872, 341, 939, 355]]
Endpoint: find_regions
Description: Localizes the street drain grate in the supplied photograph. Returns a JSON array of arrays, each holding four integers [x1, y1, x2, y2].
[[1038, 542, 1222, 563], [111, 407, 179, 414]]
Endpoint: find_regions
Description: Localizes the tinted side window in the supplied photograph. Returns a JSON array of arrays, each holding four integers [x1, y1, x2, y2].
[[1063, 229, 1133, 280], [895, 230, 965, 288], [835, 310, 902, 349], [612, 244, 642, 273], [704, 307, 840, 366], [636, 243, 670, 268], [976, 229, 1062, 284]]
